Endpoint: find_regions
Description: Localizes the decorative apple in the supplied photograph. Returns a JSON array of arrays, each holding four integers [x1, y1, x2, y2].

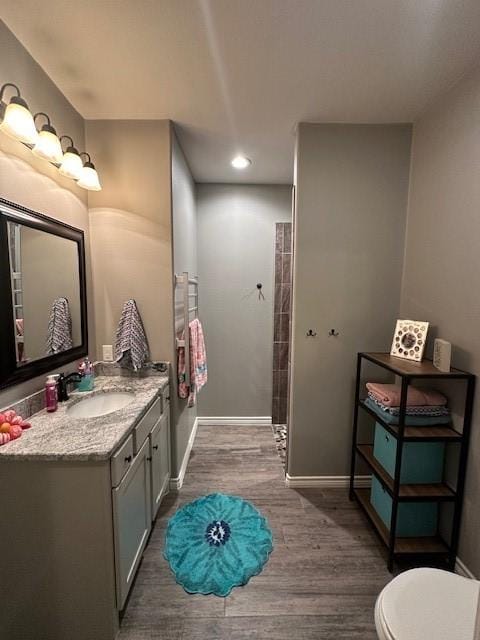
[[0, 408, 32, 445], [8, 424, 22, 440]]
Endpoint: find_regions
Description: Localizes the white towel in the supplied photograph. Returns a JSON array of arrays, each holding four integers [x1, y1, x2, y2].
[[46, 297, 73, 355], [115, 299, 149, 371]]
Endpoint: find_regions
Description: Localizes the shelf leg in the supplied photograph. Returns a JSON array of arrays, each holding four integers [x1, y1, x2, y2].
[[448, 376, 476, 571], [349, 354, 363, 500], [387, 376, 409, 572]]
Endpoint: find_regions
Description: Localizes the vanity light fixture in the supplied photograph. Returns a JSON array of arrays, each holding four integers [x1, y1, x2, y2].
[[0, 81, 101, 190], [77, 152, 102, 191], [0, 83, 38, 145], [231, 155, 251, 169], [32, 112, 63, 164], [58, 135, 83, 180]]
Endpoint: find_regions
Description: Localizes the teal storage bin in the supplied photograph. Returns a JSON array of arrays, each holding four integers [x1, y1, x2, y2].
[[373, 422, 445, 484], [370, 477, 438, 537]]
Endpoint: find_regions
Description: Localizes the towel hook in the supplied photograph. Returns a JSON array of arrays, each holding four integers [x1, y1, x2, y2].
[[306, 329, 317, 337], [328, 328, 339, 337], [256, 283, 265, 300]]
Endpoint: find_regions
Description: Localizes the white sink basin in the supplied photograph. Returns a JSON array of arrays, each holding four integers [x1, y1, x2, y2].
[[67, 392, 135, 419]]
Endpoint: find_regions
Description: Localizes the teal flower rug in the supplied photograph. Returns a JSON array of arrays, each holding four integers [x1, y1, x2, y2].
[[164, 493, 273, 597]]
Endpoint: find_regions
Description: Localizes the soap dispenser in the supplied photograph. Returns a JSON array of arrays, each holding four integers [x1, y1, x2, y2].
[[77, 358, 94, 392], [45, 375, 58, 412]]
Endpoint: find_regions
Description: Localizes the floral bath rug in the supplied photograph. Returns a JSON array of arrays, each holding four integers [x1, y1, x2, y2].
[[164, 493, 273, 597]]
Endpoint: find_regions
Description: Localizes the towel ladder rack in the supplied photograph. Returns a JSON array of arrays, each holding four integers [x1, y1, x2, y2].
[[175, 271, 199, 386]]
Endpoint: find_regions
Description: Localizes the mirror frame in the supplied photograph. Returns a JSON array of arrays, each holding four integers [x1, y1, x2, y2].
[[0, 198, 88, 390]]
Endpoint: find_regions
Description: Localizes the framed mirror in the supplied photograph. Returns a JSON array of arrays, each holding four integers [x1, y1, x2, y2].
[[0, 198, 88, 389]]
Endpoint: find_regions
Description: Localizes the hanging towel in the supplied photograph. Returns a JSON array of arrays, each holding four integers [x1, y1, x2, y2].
[[46, 297, 73, 355], [177, 318, 207, 407], [177, 337, 188, 399], [15, 319, 24, 336], [115, 299, 150, 371]]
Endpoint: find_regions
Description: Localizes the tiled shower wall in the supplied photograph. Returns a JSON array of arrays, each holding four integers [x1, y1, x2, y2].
[[272, 222, 292, 424]]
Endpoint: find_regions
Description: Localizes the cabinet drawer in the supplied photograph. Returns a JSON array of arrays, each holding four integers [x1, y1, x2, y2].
[[111, 435, 134, 487], [161, 385, 170, 408], [133, 397, 161, 454]]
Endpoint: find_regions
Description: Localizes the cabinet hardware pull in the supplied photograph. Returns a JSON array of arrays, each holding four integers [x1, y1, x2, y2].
[[166, 397, 170, 402], [153, 445, 159, 451], [124, 455, 132, 463], [147, 456, 152, 461]]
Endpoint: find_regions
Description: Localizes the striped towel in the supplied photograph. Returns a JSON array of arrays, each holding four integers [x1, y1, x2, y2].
[[115, 300, 149, 371], [367, 393, 450, 417], [46, 297, 73, 355]]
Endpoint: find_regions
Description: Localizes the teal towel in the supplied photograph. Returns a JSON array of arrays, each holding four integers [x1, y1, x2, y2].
[[364, 397, 451, 426], [164, 493, 273, 597]]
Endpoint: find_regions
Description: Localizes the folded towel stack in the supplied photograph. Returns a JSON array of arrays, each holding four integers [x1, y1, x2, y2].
[[365, 383, 450, 426]]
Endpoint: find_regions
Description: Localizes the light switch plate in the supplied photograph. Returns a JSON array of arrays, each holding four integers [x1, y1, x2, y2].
[[102, 345, 114, 362]]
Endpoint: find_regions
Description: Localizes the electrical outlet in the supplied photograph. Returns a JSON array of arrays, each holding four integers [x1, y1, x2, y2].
[[102, 345, 114, 362]]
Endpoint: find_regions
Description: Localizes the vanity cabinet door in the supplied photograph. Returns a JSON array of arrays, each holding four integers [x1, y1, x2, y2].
[[150, 411, 170, 520], [112, 438, 152, 610]]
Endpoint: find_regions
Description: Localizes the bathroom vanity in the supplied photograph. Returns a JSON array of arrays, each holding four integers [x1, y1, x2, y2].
[[0, 374, 171, 640]]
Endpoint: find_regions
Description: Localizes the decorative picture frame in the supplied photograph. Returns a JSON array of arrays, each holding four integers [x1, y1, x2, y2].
[[390, 319, 429, 362]]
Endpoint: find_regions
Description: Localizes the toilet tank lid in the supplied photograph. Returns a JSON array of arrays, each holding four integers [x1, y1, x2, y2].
[[379, 568, 479, 640]]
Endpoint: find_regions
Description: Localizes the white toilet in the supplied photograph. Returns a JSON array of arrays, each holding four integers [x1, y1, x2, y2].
[[375, 568, 480, 640]]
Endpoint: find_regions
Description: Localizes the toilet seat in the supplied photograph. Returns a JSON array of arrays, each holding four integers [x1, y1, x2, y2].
[[375, 568, 479, 640]]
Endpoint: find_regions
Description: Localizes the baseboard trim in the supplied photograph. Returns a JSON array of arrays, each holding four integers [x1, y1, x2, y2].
[[285, 474, 371, 488], [197, 416, 272, 426], [169, 417, 199, 491], [455, 556, 476, 579]]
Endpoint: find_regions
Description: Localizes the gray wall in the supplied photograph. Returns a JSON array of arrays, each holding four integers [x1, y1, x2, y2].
[[0, 21, 95, 410], [288, 123, 412, 477], [171, 132, 197, 475], [196, 184, 292, 417], [400, 64, 480, 577], [85, 119, 173, 362]]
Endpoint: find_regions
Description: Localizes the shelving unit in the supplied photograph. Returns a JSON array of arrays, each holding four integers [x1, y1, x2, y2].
[[349, 352, 475, 571]]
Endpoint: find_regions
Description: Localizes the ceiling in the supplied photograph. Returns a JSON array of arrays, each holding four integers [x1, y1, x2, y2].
[[3, 0, 480, 183]]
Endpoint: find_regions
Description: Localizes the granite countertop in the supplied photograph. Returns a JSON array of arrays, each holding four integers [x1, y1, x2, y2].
[[0, 375, 169, 462]]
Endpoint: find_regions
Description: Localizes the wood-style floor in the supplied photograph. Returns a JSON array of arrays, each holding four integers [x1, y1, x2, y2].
[[118, 423, 392, 639]]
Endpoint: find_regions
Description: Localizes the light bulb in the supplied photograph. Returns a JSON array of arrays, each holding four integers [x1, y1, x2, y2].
[[77, 164, 101, 191], [231, 155, 251, 169], [0, 97, 38, 145], [32, 126, 63, 164], [59, 149, 83, 179]]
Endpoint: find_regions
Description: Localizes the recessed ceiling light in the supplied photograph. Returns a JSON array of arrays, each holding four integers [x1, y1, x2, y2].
[[231, 155, 251, 169]]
